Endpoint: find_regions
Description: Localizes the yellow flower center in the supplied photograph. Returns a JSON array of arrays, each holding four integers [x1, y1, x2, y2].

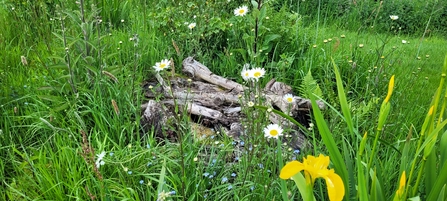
[[160, 64, 166, 69], [244, 72, 249, 77], [239, 9, 245, 14], [269, 130, 278, 136], [253, 72, 261, 77], [287, 97, 293, 102]]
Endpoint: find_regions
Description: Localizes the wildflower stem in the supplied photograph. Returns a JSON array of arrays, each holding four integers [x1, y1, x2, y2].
[[79, 0, 90, 57], [277, 138, 289, 201], [411, 157, 426, 196], [253, 0, 262, 55], [407, 112, 431, 197], [367, 129, 381, 172], [415, 3, 435, 59], [58, 5, 77, 95]]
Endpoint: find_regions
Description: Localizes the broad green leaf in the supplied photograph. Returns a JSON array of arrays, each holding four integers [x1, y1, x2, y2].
[[364, 164, 386, 201], [262, 34, 281, 47], [440, 131, 447, 167], [251, 1, 258, 9], [426, 160, 447, 201], [436, 184, 446, 201], [260, 6, 267, 20], [310, 93, 349, 201]]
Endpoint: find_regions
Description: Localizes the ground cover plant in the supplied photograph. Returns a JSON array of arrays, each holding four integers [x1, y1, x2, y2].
[[1, 0, 447, 200]]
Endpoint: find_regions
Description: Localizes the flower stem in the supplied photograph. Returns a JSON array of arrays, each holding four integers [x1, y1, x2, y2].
[[277, 139, 289, 201]]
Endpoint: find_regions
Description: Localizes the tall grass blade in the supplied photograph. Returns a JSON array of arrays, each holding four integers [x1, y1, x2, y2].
[[157, 159, 167, 195], [331, 58, 355, 135]]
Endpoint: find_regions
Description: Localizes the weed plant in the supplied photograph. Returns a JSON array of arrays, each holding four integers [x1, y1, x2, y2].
[[1, 0, 447, 200]]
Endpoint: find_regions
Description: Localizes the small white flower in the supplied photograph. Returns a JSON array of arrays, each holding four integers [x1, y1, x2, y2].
[[234, 5, 249, 17], [251, 67, 265, 81], [263, 124, 283, 139], [153, 59, 170, 72], [308, 123, 314, 131], [188, 22, 196, 30], [390, 15, 399, 20], [402, 40, 407, 44], [95, 151, 106, 168], [283, 94, 295, 104], [157, 190, 171, 201], [247, 101, 255, 107]]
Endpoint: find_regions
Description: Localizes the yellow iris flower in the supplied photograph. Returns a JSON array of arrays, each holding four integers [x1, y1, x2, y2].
[[280, 154, 345, 201], [397, 171, 406, 198], [384, 75, 395, 103]]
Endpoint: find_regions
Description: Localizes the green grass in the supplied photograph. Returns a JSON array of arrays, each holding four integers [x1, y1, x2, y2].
[[1, 0, 447, 200]]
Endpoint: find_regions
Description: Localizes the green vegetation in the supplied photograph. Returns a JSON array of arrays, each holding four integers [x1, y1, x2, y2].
[[1, 0, 447, 200]]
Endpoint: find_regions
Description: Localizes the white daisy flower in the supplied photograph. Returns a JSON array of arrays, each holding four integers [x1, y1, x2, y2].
[[251, 67, 265, 81], [390, 15, 399, 20], [263, 124, 283, 139], [153, 59, 170, 72], [283, 94, 295, 104], [188, 22, 196, 30], [234, 5, 249, 17], [402, 40, 407, 44], [241, 68, 252, 81]]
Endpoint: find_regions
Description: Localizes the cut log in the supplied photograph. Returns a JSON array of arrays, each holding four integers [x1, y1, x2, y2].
[[182, 57, 245, 93]]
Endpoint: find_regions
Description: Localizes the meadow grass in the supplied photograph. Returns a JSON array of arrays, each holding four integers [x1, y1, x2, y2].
[[1, 0, 447, 200]]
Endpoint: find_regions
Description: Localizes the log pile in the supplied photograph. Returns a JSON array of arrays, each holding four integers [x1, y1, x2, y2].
[[140, 57, 325, 150]]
